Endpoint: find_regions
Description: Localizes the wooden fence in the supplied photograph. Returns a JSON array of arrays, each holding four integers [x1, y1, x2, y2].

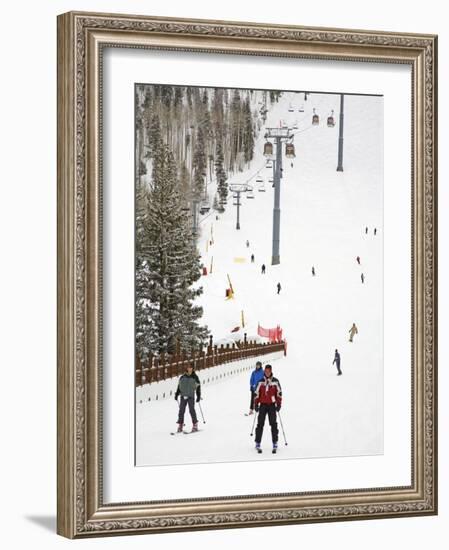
[[135, 336, 286, 387]]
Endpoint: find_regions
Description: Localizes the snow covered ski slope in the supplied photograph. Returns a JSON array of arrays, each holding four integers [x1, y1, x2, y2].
[[136, 91, 383, 467]]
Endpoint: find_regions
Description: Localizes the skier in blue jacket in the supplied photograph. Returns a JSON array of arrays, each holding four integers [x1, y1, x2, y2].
[[248, 361, 264, 415]]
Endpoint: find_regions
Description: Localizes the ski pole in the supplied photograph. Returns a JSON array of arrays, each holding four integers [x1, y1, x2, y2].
[[250, 411, 257, 436], [198, 400, 206, 424], [277, 410, 288, 446]]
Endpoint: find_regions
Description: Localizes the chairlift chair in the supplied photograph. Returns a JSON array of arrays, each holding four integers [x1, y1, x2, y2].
[[285, 143, 296, 158], [263, 141, 274, 157], [312, 108, 319, 125], [327, 110, 335, 127]]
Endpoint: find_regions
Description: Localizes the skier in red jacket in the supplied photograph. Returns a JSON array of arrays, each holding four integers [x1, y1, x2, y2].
[[254, 364, 282, 453]]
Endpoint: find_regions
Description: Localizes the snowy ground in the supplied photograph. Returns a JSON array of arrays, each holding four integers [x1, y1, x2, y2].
[[136, 91, 383, 466]]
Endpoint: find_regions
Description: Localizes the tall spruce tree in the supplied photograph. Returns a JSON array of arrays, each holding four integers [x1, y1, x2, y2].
[[137, 143, 208, 357], [192, 126, 206, 200], [135, 181, 156, 360], [243, 96, 255, 164], [146, 113, 162, 159], [215, 140, 228, 205]]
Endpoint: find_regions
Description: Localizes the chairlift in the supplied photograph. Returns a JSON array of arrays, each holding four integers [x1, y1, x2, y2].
[[312, 108, 319, 126], [266, 161, 273, 169], [298, 104, 304, 112], [255, 176, 264, 184], [263, 141, 274, 157], [247, 190, 255, 199], [285, 143, 296, 158], [327, 110, 335, 127], [199, 205, 210, 215], [288, 103, 294, 113], [258, 183, 266, 192]]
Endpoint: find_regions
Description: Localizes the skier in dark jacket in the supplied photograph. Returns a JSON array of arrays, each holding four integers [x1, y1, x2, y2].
[[254, 365, 282, 453], [248, 361, 264, 415], [333, 349, 342, 375], [277, 282, 282, 294], [175, 364, 201, 432], [261, 264, 266, 274]]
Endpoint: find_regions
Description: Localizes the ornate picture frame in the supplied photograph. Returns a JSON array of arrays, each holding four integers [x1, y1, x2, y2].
[[57, 11, 437, 538]]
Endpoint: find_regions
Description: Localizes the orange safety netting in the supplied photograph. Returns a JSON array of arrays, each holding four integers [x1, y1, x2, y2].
[[257, 324, 283, 342]]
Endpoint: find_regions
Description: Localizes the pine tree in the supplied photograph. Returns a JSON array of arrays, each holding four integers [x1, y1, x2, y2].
[[146, 113, 162, 159], [243, 96, 255, 164], [192, 126, 206, 200], [215, 140, 228, 206], [137, 144, 208, 357], [229, 89, 242, 170], [135, 182, 156, 360]]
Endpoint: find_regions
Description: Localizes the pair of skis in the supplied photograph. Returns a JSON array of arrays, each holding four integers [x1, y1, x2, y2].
[[170, 429, 201, 436], [256, 446, 277, 454]]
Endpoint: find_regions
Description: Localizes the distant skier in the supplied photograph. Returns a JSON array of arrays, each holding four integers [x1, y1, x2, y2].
[[361, 273, 365, 284], [333, 349, 342, 375], [251, 254, 255, 263], [374, 228, 377, 235], [246, 239, 250, 248], [175, 364, 201, 433], [261, 264, 266, 274], [248, 361, 264, 415], [365, 226, 368, 234], [254, 364, 282, 453], [312, 266, 316, 276], [349, 323, 359, 343], [291, 162, 294, 168], [277, 282, 282, 294], [356, 256, 361, 265]]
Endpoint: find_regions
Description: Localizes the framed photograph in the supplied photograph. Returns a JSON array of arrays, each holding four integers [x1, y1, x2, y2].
[[57, 11, 438, 538]]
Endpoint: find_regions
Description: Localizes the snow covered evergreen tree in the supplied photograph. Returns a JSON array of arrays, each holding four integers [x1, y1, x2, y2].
[[137, 142, 209, 357], [146, 113, 162, 159], [215, 140, 228, 205], [243, 96, 255, 164], [192, 126, 206, 200]]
